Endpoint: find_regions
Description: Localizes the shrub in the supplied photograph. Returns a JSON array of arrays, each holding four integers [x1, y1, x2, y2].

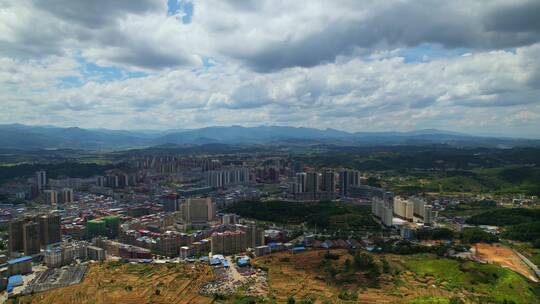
[[323, 251, 340, 260], [461, 228, 498, 244]]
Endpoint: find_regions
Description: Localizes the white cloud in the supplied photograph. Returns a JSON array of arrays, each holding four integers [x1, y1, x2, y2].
[[0, 0, 539, 137]]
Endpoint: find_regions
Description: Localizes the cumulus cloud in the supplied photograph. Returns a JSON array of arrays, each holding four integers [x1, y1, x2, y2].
[[193, 0, 540, 71], [0, 0, 539, 138], [32, 0, 164, 28]]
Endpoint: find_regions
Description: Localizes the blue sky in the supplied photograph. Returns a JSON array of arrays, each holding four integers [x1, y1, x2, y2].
[[57, 55, 149, 88], [398, 44, 472, 63], [167, 0, 193, 23]]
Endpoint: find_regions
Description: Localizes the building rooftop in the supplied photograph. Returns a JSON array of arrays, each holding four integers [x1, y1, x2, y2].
[[7, 256, 32, 265], [8, 275, 23, 285]]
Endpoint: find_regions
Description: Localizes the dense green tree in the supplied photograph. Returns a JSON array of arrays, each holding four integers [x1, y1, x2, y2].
[[461, 228, 498, 244]]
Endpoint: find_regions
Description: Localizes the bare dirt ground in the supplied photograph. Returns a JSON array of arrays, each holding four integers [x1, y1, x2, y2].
[[9, 262, 214, 304], [253, 249, 462, 304], [475, 243, 538, 282]]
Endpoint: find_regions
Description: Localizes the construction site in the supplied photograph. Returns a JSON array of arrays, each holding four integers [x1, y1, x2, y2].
[[21, 264, 89, 295], [8, 261, 213, 304], [199, 256, 268, 298], [473, 242, 539, 282]]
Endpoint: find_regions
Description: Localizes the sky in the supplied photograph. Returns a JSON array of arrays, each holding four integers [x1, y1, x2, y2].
[[0, 0, 539, 138]]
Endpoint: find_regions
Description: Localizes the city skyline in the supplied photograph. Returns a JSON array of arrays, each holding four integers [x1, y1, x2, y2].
[[2, 1, 540, 302], [1, 0, 539, 138]]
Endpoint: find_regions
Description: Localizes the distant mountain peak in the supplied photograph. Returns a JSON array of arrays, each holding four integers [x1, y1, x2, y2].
[[0, 124, 537, 150]]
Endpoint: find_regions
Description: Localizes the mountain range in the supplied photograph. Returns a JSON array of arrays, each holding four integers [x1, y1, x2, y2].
[[0, 124, 538, 150]]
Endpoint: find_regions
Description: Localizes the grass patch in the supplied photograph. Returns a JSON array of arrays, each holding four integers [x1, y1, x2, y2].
[[403, 255, 540, 303], [409, 296, 450, 304]]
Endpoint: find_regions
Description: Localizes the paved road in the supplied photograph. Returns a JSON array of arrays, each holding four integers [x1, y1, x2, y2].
[[0, 291, 7, 304], [513, 249, 540, 282], [226, 256, 244, 281]]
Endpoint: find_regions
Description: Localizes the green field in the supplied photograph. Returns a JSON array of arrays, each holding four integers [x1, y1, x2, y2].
[[439, 200, 500, 217], [386, 166, 540, 196], [507, 241, 540, 268], [466, 208, 540, 242], [296, 147, 540, 196], [403, 255, 540, 303], [408, 297, 453, 304]]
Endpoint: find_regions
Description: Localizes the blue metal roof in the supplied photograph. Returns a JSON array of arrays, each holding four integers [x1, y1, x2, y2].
[[237, 258, 250, 266], [7, 256, 32, 265], [8, 275, 23, 285]]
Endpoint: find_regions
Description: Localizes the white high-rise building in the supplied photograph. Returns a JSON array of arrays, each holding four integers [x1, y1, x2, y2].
[[423, 205, 433, 225], [206, 167, 250, 188], [393, 197, 414, 221], [410, 197, 427, 217], [371, 197, 394, 227]]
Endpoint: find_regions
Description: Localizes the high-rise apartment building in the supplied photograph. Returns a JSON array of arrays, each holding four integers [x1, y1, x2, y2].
[[321, 170, 336, 193], [44, 190, 58, 205], [339, 170, 349, 196], [339, 169, 361, 197], [9, 214, 62, 256], [39, 214, 62, 247], [61, 188, 74, 203], [23, 222, 40, 255], [423, 205, 433, 225], [393, 197, 414, 221], [245, 223, 265, 249], [371, 197, 394, 227], [295, 172, 307, 193], [86, 216, 119, 239], [180, 197, 216, 225], [410, 197, 427, 217], [206, 167, 250, 188], [96, 176, 106, 187], [306, 172, 319, 195], [211, 230, 247, 255], [35, 170, 47, 191], [222, 214, 240, 225], [348, 170, 360, 187], [8, 218, 25, 255]]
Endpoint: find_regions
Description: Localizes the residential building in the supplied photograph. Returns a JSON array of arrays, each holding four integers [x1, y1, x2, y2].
[[393, 197, 414, 221], [321, 170, 336, 193], [180, 197, 216, 225], [211, 230, 247, 255], [44, 190, 58, 205], [244, 223, 265, 249], [23, 222, 40, 255], [8, 218, 25, 255], [35, 170, 47, 192], [61, 188, 74, 203], [39, 214, 62, 247], [424, 205, 433, 225]]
